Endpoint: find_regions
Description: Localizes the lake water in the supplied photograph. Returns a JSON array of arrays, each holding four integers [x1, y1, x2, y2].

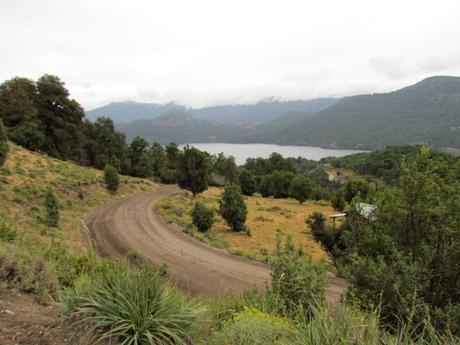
[[181, 143, 366, 165]]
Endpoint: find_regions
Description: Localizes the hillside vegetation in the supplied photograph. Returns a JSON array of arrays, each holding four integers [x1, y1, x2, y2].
[[99, 76, 460, 150], [249, 76, 460, 149], [155, 187, 331, 261], [0, 142, 156, 252]]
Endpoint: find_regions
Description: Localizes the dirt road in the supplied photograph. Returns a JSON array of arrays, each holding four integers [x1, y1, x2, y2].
[[84, 186, 345, 301]]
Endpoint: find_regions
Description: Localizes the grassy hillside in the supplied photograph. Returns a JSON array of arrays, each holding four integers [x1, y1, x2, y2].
[[155, 187, 334, 262], [0, 142, 157, 252]]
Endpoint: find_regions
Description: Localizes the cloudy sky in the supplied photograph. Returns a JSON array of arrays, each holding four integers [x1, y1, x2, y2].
[[1, 0, 460, 110]]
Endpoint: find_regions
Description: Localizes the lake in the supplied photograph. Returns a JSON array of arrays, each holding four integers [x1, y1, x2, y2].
[[181, 143, 366, 165]]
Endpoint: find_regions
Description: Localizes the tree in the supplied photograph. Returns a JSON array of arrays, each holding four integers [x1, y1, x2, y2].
[[289, 175, 312, 204], [239, 168, 256, 196], [36, 74, 85, 161], [258, 174, 274, 197], [0, 77, 45, 151], [339, 149, 460, 333], [0, 119, 8, 167], [83, 117, 128, 172], [104, 164, 120, 193], [191, 201, 214, 232], [223, 156, 238, 183], [177, 146, 209, 197], [44, 189, 59, 227], [129, 136, 150, 177], [331, 191, 346, 211], [271, 171, 296, 198], [342, 177, 371, 203], [220, 183, 247, 232]]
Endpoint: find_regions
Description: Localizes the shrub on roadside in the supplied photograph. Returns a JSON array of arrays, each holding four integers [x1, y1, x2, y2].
[[192, 201, 214, 232], [210, 306, 294, 345], [103, 164, 120, 193], [75, 262, 202, 345]]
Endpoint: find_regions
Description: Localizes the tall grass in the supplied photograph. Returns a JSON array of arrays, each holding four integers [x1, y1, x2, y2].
[[75, 262, 203, 345], [293, 304, 459, 345]]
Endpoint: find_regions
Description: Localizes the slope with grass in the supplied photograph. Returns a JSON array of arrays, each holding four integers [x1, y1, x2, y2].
[[155, 187, 334, 262], [0, 142, 157, 252]]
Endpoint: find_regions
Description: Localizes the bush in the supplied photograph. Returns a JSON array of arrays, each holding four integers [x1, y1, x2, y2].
[[76, 263, 202, 345], [331, 191, 346, 211], [289, 175, 312, 204], [192, 201, 214, 232], [0, 118, 8, 167], [271, 233, 326, 318], [210, 306, 294, 345], [44, 188, 59, 228], [239, 168, 256, 196], [220, 183, 247, 232], [103, 164, 119, 192]]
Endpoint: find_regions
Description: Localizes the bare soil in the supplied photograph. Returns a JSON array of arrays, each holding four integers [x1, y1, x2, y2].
[[0, 289, 98, 345]]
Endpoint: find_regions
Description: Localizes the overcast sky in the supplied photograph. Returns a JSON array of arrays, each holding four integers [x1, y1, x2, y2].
[[1, 0, 460, 110]]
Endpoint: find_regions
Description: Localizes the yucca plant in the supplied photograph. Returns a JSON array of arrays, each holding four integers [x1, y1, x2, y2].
[[76, 262, 202, 345]]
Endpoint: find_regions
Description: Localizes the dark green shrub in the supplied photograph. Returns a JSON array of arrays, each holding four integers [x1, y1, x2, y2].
[[44, 188, 59, 228], [331, 191, 346, 211], [220, 183, 247, 232], [192, 201, 214, 232], [239, 168, 256, 196], [103, 164, 119, 192], [289, 175, 312, 204]]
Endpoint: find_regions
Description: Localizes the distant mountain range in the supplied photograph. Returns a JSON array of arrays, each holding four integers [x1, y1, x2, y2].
[[86, 98, 337, 125], [86, 76, 460, 150]]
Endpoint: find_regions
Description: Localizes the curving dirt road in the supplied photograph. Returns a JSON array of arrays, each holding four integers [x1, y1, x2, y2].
[[84, 186, 345, 302]]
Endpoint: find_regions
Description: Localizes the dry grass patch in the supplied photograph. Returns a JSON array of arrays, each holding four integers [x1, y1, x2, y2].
[[156, 187, 336, 262]]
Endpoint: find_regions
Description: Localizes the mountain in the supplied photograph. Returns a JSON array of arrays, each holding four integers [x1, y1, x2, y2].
[[86, 101, 186, 122], [249, 76, 460, 149], [117, 109, 249, 143], [86, 98, 337, 125], [189, 98, 337, 124]]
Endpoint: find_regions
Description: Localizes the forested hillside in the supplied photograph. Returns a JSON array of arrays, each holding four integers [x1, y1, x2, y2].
[[97, 76, 460, 150], [249, 76, 460, 149]]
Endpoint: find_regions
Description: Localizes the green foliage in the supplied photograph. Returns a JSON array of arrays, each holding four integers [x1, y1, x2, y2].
[[289, 175, 312, 204], [334, 149, 460, 334], [192, 201, 214, 232], [327, 145, 459, 185], [0, 118, 8, 166], [330, 191, 346, 211], [220, 183, 247, 232], [44, 188, 59, 228], [177, 145, 210, 196], [103, 164, 120, 193], [238, 168, 256, 196], [75, 263, 202, 345], [210, 306, 294, 345], [271, 233, 327, 318], [342, 177, 372, 203]]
